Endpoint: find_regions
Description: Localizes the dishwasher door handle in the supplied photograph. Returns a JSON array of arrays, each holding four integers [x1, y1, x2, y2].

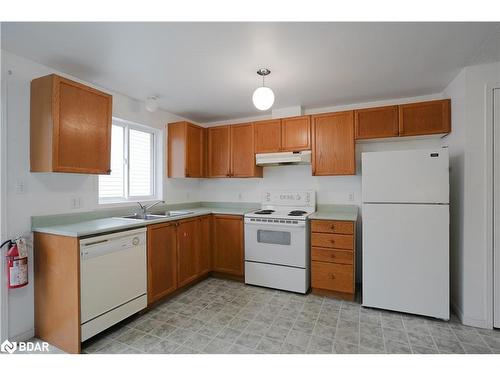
[[81, 237, 144, 260]]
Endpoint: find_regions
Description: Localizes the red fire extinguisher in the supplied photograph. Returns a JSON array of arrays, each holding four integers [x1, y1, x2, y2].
[[1, 238, 29, 289]]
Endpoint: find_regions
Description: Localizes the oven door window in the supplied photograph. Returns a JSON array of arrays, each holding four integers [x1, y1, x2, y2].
[[257, 229, 291, 246]]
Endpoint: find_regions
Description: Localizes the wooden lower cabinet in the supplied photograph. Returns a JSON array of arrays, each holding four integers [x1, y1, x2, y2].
[[312, 247, 353, 265], [212, 215, 244, 277], [198, 215, 212, 275], [34, 232, 81, 354], [311, 219, 357, 300], [147, 222, 178, 305], [177, 218, 200, 288], [312, 262, 354, 294], [147, 214, 240, 306], [311, 233, 354, 250]]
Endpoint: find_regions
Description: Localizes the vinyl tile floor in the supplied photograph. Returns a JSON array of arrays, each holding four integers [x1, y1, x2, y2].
[[78, 277, 500, 354]]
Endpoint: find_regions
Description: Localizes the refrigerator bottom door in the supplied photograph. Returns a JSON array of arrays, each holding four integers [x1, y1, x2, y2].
[[362, 203, 449, 320]]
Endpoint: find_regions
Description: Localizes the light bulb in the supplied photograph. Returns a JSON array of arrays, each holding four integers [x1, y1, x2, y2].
[[252, 86, 275, 111], [145, 96, 158, 112]]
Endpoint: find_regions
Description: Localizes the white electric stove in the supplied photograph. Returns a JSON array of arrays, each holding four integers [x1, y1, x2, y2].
[[244, 190, 316, 293]]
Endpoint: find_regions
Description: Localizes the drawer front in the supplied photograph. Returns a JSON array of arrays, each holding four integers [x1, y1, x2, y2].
[[311, 220, 354, 235], [311, 233, 354, 250], [311, 247, 353, 265], [311, 261, 354, 293]]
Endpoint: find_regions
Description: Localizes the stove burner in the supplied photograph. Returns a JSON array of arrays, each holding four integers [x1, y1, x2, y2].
[[288, 210, 307, 216], [254, 209, 275, 215]]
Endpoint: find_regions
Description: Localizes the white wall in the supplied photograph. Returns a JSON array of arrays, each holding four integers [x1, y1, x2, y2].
[[0, 24, 8, 342], [442, 61, 500, 328], [461, 62, 500, 328], [2, 51, 200, 340], [442, 68, 466, 325]]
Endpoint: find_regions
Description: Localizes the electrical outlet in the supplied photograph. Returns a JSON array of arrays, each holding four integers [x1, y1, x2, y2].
[[348, 192, 354, 202], [16, 179, 27, 194], [70, 197, 81, 209]]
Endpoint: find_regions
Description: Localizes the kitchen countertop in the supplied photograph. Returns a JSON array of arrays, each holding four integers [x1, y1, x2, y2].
[[32, 205, 257, 238], [309, 204, 358, 222], [32, 203, 359, 237]]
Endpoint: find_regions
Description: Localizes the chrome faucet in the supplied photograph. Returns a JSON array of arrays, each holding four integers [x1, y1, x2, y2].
[[136, 200, 165, 218]]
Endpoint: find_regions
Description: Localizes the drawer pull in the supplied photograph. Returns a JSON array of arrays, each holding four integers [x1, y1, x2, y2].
[[329, 273, 335, 280], [330, 254, 336, 258], [330, 225, 335, 230], [330, 239, 335, 244]]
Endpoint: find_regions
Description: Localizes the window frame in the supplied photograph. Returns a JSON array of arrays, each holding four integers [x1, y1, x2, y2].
[[98, 117, 157, 204]]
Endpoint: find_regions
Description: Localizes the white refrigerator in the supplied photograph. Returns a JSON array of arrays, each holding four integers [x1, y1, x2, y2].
[[362, 148, 450, 320]]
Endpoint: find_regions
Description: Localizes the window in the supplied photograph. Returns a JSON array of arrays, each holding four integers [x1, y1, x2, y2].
[[99, 119, 156, 203]]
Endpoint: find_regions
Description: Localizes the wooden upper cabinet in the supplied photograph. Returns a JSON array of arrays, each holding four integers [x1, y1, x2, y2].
[[354, 105, 399, 140], [147, 222, 178, 305], [254, 119, 282, 153], [186, 124, 204, 177], [212, 215, 244, 276], [30, 74, 112, 174], [208, 126, 231, 177], [167, 121, 204, 178], [230, 123, 262, 178], [399, 99, 451, 136], [177, 219, 200, 288], [312, 111, 355, 176], [281, 116, 311, 151]]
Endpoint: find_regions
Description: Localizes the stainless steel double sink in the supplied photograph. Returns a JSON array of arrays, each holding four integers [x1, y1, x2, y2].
[[121, 210, 194, 221]]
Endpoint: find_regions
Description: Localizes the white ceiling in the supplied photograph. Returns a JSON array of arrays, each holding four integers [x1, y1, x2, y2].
[[2, 22, 499, 123]]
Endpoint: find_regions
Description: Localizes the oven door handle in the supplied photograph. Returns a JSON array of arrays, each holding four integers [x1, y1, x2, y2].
[[244, 220, 306, 228]]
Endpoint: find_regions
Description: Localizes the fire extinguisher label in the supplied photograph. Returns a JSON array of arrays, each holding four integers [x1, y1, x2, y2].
[[9, 258, 28, 288]]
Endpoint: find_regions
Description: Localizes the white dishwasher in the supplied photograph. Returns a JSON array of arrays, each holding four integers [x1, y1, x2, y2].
[[80, 227, 147, 341]]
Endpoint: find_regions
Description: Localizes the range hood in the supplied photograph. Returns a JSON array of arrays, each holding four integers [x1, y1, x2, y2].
[[256, 150, 312, 166]]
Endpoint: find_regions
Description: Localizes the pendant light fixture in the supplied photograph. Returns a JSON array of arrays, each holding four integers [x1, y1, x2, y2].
[[252, 68, 275, 111]]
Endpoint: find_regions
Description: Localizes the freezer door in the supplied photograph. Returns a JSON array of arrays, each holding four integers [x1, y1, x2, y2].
[[362, 149, 449, 204], [362, 203, 449, 320]]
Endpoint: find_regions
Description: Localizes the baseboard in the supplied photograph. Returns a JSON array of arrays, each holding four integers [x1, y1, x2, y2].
[[210, 271, 244, 282], [451, 301, 490, 329], [451, 300, 464, 322], [11, 328, 35, 342]]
